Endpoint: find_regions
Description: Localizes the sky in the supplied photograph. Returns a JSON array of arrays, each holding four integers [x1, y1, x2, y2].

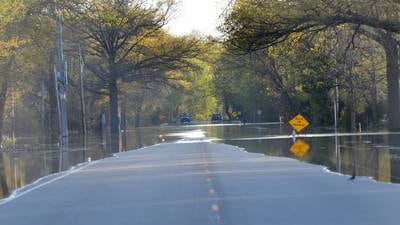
[[166, 0, 230, 37]]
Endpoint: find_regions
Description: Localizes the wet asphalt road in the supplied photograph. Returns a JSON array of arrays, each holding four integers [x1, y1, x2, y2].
[[1, 142, 400, 225]]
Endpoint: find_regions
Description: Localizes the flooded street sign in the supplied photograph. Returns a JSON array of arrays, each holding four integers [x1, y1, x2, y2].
[[288, 114, 310, 133], [290, 139, 310, 158]]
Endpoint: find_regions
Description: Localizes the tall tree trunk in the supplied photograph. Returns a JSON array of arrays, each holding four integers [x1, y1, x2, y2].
[[383, 37, 400, 131], [0, 58, 12, 147], [135, 97, 144, 128], [109, 80, 120, 153], [223, 99, 232, 121], [370, 69, 379, 124], [361, 30, 400, 131], [0, 59, 12, 196], [361, 30, 400, 130], [349, 89, 357, 132], [275, 88, 298, 122], [0, 78, 8, 147], [135, 110, 141, 128], [135, 128, 143, 148], [348, 71, 357, 132]]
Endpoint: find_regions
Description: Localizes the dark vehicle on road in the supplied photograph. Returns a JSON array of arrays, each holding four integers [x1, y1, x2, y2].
[[179, 113, 193, 124], [211, 112, 223, 123]]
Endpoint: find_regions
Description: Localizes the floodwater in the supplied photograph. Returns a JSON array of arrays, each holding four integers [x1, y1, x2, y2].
[[1, 122, 400, 199]]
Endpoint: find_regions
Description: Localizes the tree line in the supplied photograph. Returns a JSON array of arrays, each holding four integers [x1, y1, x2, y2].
[[0, 0, 208, 153], [218, 0, 400, 131]]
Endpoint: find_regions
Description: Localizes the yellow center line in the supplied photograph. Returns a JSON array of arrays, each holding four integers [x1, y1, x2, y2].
[[211, 203, 220, 212], [208, 188, 216, 194]]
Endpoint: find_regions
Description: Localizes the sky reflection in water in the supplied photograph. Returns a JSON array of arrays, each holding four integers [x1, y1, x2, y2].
[[1, 123, 400, 199]]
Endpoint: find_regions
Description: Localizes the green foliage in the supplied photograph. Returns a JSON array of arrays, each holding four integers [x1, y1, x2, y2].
[[139, 47, 221, 123], [219, 0, 400, 129], [0, 0, 396, 140], [1, 136, 16, 150], [299, 61, 334, 125], [214, 50, 280, 121]]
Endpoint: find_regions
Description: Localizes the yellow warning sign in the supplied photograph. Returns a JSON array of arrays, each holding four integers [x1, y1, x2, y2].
[[288, 114, 310, 133], [290, 139, 310, 158]]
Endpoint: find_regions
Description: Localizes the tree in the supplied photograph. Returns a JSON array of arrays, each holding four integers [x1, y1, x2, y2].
[[0, 0, 28, 197], [214, 50, 282, 121], [0, 0, 28, 146], [222, 0, 400, 130], [65, 0, 201, 152]]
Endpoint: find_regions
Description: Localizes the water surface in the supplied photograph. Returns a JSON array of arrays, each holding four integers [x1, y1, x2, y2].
[[1, 123, 400, 199]]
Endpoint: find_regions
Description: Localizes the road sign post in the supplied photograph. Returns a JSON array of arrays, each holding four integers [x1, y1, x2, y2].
[[288, 114, 310, 158], [288, 114, 310, 133]]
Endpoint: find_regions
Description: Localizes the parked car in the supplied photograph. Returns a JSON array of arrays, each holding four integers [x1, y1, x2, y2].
[[211, 112, 223, 124]]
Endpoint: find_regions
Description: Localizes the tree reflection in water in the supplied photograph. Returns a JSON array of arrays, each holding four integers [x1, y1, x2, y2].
[[0, 152, 9, 197], [3, 125, 400, 200], [389, 135, 400, 183]]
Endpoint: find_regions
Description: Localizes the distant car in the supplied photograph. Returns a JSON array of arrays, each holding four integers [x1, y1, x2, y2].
[[211, 112, 223, 124], [179, 113, 193, 124]]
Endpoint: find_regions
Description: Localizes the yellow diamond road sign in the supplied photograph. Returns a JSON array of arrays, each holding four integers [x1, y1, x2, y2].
[[290, 139, 310, 158], [288, 114, 310, 133]]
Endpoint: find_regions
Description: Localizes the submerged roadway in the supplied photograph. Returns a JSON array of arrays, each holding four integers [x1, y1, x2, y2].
[[1, 141, 400, 225]]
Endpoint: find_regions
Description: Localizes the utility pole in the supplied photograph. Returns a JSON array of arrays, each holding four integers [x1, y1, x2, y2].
[[10, 77, 15, 151], [38, 79, 46, 145], [78, 43, 87, 160], [78, 44, 87, 137], [333, 78, 341, 173], [78, 43, 87, 136], [56, 15, 69, 170], [333, 78, 339, 134], [100, 113, 107, 150], [121, 97, 127, 152]]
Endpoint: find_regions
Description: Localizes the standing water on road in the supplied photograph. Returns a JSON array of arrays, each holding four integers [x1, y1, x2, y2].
[[1, 123, 400, 199]]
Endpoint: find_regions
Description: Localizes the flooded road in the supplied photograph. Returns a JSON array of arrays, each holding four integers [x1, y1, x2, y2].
[[1, 122, 400, 199]]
